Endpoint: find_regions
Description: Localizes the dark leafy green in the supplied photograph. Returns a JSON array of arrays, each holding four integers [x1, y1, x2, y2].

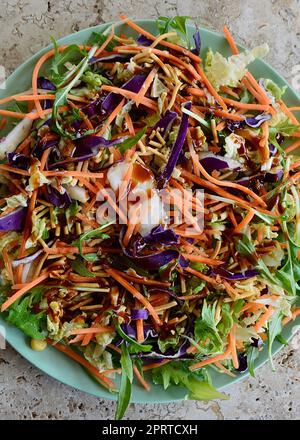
[[115, 343, 133, 420], [152, 361, 228, 400]]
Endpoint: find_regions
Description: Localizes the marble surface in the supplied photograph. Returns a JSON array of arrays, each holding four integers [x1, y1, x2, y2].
[[0, 0, 299, 420]]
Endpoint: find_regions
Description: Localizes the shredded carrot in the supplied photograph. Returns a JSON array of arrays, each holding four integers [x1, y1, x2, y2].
[[96, 98, 125, 136], [142, 360, 171, 371], [259, 121, 270, 162], [124, 112, 135, 136], [112, 269, 170, 287], [133, 364, 150, 391], [136, 318, 145, 343], [278, 99, 300, 126], [185, 266, 218, 284], [43, 170, 103, 179], [1, 272, 49, 312], [50, 341, 116, 390], [181, 252, 224, 266], [101, 85, 157, 111], [135, 67, 158, 107], [229, 323, 239, 369], [189, 340, 231, 371], [234, 209, 255, 233], [253, 305, 274, 332], [120, 15, 201, 63], [186, 87, 206, 98], [195, 157, 267, 207], [194, 64, 228, 111], [223, 26, 239, 54], [95, 29, 115, 57], [222, 97, 271, 112], [285, 140, 300, 154], [282, 308, 300, 326], [68, 326, 114, 335], [105, 268, 162, 325], [215, 361, 236, 377]]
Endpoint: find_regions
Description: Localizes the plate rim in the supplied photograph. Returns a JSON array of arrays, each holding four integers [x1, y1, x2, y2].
[[1, 18, 299, 404]]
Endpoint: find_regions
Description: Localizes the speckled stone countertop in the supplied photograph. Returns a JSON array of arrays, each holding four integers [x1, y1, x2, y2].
[[0, 0, 300, 421]]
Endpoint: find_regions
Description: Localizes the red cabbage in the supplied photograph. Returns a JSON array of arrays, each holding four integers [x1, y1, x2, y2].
[[102, 74, 146, 113], [191, 26, 201, 55], [0, 207, 27, 231], [47, 186, 72, 208], [143, 225, 179, 245], [153, 110, 177, 138], [199, 154, 240, 173], [37, 77, 56, 91], [131, 309, 149, 320], [137, 34, 153, 46], [7, 152, 30, 170], [119, 228, 180, 270], [212, 267, 258, 280], [157, 102, 191, 189], [245, 113, 272, 128], [89, 54, 130, 64]]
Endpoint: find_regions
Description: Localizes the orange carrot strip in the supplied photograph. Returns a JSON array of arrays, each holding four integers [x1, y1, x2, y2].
[[181, 253, 224, 266], [181, 168, 276, 217], [96, 98, 125, 136], [229, 324, 239, 369], [259, 121, 270, 162], [222, 97, 271, 111], [211, 109, 245, 121], [282, 308, 300, 326], [0, 109, 28, 119], [43, 171, 103, 179], [0, 164, 29, 176], [286, 140, 300, 154], [215, 361, 236, 377], [234, 209, 255, 233], [136, 319, 145, 343], [120, 15, 201, 63], [185, 266, 218, 284], [101, 85, 157, 111], [0, 94, 55, 106], [50, 341, 116, 390], [253, 305, 274, 332], [278, 99, 300, 126], [1, 272, 49, 312], [223, 26, 239, 54], [186, 87, 206, 97], [105, 267, 162, 325], [68, 326, 114, 335], [194, 64, 228, 110], [133, 364, 150, 391], [189, 343, 231, 371], [196, 159, 266, 207], [112, 270, 170, 287], [95, 30, 115, 57], [135, 67, 158, 107], [142, 360, 171, 371]]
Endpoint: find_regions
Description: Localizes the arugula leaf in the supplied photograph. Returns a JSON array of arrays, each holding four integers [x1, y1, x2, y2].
[[50, 40, 85, 86], [194, 301, 223, 355], [115, 322, 152, 354], [115, 343, 133, 420], [267, 310, 283, 371], [217, 304, 233, 336], [235, 234, 256, 259], [246, 345, 259, 377], [72, 222, 111, 262], [2, 287, 48, 339], [87, 32, 116, 51], [158, 334, 180, 353], [117, 127, 147, 154], [71, 257, 96, 278], [157, 16, 191, 47], [51, 44, 98, 137], [152, 361, 228, 401]]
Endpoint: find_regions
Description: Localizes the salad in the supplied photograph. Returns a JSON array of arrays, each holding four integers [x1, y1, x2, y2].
[[0, 15, 300, 419]]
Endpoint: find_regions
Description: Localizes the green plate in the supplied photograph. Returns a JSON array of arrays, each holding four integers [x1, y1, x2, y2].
[[0, 19, 299, 404]]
